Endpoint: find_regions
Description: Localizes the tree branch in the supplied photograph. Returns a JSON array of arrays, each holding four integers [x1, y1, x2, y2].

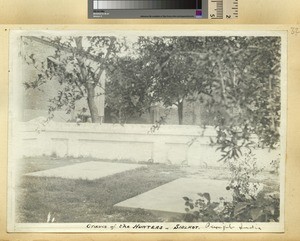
[[74, 79, 85, 97], [95, 37, 116, 85], [24, 36, 104, 63]]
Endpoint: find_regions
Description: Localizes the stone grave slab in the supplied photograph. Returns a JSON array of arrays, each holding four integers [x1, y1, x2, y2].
[[25, 161, 145, 180], [115, 177, 233, 214]]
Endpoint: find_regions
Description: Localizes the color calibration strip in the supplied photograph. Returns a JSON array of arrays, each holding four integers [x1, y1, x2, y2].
[[93, 0, 199, 9], [88, 0, 238, 19]]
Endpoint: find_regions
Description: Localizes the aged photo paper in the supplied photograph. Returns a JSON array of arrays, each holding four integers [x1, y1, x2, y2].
[[7, 29, 287, 233]]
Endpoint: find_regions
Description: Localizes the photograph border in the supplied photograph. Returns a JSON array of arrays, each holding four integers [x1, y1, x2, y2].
[[7, 28, 287, 233]]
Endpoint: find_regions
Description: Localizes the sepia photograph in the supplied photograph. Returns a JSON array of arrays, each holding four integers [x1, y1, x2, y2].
[[7, 30, 287, 232]]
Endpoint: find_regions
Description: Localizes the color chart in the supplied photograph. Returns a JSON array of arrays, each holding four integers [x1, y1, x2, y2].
[[88, 0, 238, 19]]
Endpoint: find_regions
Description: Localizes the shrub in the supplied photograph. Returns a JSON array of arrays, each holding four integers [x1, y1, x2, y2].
[[183, 191, 280, 222]]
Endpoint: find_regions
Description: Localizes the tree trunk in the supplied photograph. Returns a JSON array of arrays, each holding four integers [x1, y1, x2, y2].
[[74, 37, 101, 123], [178, 101, 183, 125], [87, 86, 101, 123], [192, 102, 197, 125]]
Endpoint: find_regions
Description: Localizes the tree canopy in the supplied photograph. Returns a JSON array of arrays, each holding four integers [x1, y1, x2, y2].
[[22, 34, 282, 149]]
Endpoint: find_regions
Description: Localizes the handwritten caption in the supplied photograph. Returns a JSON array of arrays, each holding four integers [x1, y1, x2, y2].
[[85, 222, 263, 232]]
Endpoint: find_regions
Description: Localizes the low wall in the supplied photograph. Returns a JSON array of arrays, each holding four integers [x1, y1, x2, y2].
[[19, 122, 279, 169]]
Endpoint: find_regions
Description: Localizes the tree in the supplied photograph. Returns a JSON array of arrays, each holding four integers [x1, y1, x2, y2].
[[203, 36, 282, 151], [179, 36, 283, 218], [22, 36, 125, 123], [104, 56, 157, 123], [137, 36, 212, 125], [137, 35, 281, 148]]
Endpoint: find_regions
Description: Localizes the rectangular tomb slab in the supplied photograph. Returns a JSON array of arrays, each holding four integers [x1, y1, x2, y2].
[[25, 161, 146, 180], [115, 178, 233, 214]]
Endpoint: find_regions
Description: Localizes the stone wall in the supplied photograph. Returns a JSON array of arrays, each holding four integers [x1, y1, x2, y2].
[[18, 122, 279, 169]]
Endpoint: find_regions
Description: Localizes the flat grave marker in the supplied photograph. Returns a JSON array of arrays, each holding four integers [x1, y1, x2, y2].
[[115, 177, 233, 214], [25, 161, 146, 180]]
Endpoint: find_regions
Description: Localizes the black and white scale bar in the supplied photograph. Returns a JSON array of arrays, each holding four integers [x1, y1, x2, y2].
[[92, 0, 197, 9]]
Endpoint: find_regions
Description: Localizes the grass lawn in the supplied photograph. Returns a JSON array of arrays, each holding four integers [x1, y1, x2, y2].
[[15, 156, 280, 223], [16, 156, 187, 223]]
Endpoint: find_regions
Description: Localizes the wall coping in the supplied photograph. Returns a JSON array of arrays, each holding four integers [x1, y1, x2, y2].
[[20, 121, 218, 137]]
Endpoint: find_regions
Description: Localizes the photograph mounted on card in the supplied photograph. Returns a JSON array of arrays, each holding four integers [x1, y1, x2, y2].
[[7, 29, 287, 232]]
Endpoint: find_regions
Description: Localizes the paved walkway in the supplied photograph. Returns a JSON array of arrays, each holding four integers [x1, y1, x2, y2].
[[25, 161, 146, 180], [115, 177, 233, 214]]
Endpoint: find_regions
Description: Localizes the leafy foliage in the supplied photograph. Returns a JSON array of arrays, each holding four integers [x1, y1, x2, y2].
[[183, 190, 280, 222], [136, 36, 281, 150], [105, 56, 156, 123], [23, 35, 281, 146], [137, 36, 212, 125], [22, 36, 125, 123], [205, 36, 282, 150], [226, 153, 263, 201]]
